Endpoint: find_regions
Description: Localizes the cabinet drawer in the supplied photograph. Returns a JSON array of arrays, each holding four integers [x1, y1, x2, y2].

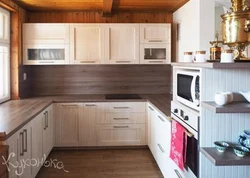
[[108, 102, 145, 113], [97, 113, 146, 124], [96, 124, 146, 146], [0, 146, 8, 177]]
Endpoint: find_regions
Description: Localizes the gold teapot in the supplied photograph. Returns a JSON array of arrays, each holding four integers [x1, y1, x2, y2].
[[221, 0, 250, 60]]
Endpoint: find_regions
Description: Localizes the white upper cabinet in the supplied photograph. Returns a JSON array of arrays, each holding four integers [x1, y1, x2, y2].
[[140, 24, 171, 44], [23, 23, 70, 65], [23, 23, 70, 44], [105, 24, 140, 64], [70, 24, 105, 64]]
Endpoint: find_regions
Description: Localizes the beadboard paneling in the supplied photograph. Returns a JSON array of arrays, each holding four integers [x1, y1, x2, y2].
[[26, 11, 173, 23], [199, 68, 250, 178], [29, 65, 172, 96]]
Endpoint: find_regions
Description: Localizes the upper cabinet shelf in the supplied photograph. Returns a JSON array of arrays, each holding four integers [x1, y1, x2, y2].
[[22, 23, 171, 65], [201, 101, 250, 113]]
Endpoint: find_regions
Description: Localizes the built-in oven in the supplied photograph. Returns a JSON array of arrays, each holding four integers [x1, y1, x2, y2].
[[175, 69, 200, 111], [171, 101, 199, 178]]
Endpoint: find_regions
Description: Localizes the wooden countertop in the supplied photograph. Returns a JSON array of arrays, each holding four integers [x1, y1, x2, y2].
[[171, 62, 250, 69], [0, 94, 171, 141]]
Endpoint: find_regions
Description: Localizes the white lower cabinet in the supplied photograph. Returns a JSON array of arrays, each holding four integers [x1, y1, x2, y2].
[[55, 103, 80, 147], [96, 124, 146, 146], [147, 103, 172, 178], [5, 122, 32, 178], [4, 105, 54, 178]]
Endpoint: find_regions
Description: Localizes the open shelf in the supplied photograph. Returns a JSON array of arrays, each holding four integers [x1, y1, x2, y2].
[[200, 147, 250, 166], [201, 101, 250, 113]]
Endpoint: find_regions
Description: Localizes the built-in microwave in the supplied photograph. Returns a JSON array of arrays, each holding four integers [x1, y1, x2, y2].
[[175, 70, 200, 111]]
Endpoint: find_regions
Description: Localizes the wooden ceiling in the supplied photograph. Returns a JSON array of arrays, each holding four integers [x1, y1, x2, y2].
[[14, 0, 189, 13]]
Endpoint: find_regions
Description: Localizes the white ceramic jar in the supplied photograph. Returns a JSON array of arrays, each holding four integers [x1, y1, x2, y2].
[[215, 92, 228, 105], [221, 49, 234, 63], [183, 52, 193, 62], [194, 51, 206, 62]]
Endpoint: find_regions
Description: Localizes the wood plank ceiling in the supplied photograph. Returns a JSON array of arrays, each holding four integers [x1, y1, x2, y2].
[[13, 0, 189, 13]]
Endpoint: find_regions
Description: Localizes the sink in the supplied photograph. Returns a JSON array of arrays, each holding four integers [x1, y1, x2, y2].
[[105, 94, 142, 100]]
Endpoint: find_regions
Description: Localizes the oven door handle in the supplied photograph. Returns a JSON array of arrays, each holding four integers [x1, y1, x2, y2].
[[170, 117, 194, 138]]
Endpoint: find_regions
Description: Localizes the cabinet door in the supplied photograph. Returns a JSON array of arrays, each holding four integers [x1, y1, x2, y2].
[[140, 24, 171, 43], [4, 133, 18, 178], [96, 124, 146, 146], [147, 104, 156, 151], [42, 105, 54, 157], [23, 23, 70, 44], [80, 103, 97, 146], [105, 24, 139, 64], [19, 123, 32, 178], [30, 114, 43, 177], [55, 103, 80, 147], [70, 24, 105, 64]]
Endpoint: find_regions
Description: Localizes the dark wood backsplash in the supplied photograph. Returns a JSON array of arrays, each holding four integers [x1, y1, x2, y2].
[[28, 65, 172, 96]]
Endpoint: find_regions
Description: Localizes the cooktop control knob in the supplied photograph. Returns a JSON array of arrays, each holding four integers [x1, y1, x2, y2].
[[174, 109, 178, 113], [184, 116, 189, 121]]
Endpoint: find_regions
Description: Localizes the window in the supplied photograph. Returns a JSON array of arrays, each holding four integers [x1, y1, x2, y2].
[[0, 7, 10, 103]]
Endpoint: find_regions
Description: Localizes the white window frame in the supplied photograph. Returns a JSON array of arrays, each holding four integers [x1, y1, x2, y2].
[[0, 7, 10, 103]]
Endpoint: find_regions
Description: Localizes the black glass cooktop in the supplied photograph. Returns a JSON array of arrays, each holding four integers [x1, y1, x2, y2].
[[105, 94, 142, 100]]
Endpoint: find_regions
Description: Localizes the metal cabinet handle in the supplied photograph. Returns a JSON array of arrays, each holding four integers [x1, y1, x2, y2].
[[20, 132, 24, 156], [80, 61, 96, 63], [62, 104, 77, 106], [149, 61, 164, 63], [39, 61, 55, 63], [115, 61, 131, 63], [44, 112, 47, 130], [148, 40, 163, 42], [148, 106, 154, 111], [46, 111, 49, 128], [113, 107, 129, 109], [23, 129, 27, 153], [157, 143, 165, 153], [113, 118, 129, 120], [113, 126, 129, 128], [174, 170, 183, 178], [158, 116, 165, 122], [85, 104, 96, 106]]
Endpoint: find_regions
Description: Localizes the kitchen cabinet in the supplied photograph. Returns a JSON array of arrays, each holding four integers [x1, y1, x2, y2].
[[140, 24, 171, 44], [42, 105, 54, 157], [80, 103, 97, 146], [96, 124, 146, 146], [4, 123, 32, 178], [96, 102, 146, 146], [30, 113, 43, 177], [105, 24, 140, 64], [0, 146, 8, 178], [140, 43, 171, 64], [23, 23, 70, 65], [70, 24, 105, 64], [55, 103, 80, 147], [147, 103, 172, 178], [23, 23, 70, 44]]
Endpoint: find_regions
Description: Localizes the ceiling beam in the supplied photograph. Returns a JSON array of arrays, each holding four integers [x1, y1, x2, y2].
[[102, 0, 114, 17]]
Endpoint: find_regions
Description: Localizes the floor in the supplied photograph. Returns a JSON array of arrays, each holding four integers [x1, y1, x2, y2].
[[36, 148, 164, 178]]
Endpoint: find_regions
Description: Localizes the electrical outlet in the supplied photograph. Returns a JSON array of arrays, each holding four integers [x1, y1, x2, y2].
[[23, 73, 27, 81]]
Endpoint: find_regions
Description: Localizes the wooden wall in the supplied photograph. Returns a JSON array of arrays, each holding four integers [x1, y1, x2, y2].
[[26, 11, 173, 23], [0, 0, 27, 99], [29, 65, 172, 96]]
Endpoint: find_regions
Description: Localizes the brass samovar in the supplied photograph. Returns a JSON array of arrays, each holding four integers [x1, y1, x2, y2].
[[221, 0, 250, 60]]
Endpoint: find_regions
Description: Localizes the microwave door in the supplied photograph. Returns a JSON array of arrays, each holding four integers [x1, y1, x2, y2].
[[190, 75, 196, 104], [177, 74, 193, 102]]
